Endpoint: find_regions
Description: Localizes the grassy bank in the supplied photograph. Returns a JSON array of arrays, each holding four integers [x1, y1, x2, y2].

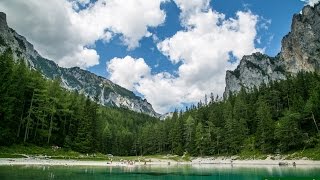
[[0, 145, 190, 162], [237, 144, 320, 160], [1, 144, 320, 161]]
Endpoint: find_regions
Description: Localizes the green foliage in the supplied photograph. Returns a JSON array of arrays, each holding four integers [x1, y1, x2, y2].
[[255, 97, 275, 153], [195, 122, 205, 156], [139, 71, 320, 157], [275, 111, 305, 152], [0, 52, 159, 155], [1, 51, 320, 158]]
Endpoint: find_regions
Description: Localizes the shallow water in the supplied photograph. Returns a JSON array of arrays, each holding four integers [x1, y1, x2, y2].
[[0, 164, 320, 179]]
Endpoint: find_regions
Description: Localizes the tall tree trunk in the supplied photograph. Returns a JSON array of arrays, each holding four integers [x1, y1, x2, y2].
[[47, 111, 54, 144], [24, 91, 35, 143], [63, 116, 67, 136], [17, 100, 25, 138], [33, 115, 40, 141], [312, 112, 320, 134]]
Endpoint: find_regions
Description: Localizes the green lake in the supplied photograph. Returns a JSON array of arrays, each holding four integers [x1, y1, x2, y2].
[[0, 165, 320, 180]]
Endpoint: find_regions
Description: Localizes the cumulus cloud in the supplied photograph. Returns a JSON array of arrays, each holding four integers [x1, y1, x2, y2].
[[107, 56, 183, 113], [107, 7, 261, 113], [107, 56, 151, 91], [173, 0, 210, 20], [2, 0, 262, 113], [301, 0, 320, 6], [0, 0, 166, 68], [59, 47, 99, 68], [107, 1, 261, 113]]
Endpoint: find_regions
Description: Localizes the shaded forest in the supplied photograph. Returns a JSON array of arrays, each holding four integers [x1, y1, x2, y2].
[[0, 50, 320, 156]]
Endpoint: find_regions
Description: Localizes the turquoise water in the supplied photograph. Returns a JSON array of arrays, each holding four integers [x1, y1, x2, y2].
[[0, 165, 320, 179]]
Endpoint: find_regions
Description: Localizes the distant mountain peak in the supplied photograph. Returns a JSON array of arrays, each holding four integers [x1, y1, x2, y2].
[[0, 12, 6, 26], [224, 3, 320, 97]]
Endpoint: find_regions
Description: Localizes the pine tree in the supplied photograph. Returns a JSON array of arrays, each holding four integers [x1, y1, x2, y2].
[[0, 50, 15, 145], [73, 98, 93, 153], [172, 113, 184, 155], [305, 84, 320, 134], [223, 101, 246, 154], [275, 111, 304, 152], [255, 97, 275, 153], [195, 122, 205, 156], [184, 115, 195, 154]]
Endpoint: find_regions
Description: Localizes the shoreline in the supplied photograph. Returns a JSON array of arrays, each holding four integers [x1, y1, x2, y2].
[[1, 158, 320, 167]]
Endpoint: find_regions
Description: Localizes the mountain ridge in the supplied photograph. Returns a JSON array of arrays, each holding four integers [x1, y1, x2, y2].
[[224, 3, 320, 97], [0, 12, 159, 117]]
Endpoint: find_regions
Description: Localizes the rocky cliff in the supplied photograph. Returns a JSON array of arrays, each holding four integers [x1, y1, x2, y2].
[[224, 3, 320, 97], [0, 12, 159, 117], [281, 4, 320, 73]]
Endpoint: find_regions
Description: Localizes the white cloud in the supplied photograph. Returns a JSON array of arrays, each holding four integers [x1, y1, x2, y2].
[[107, 56, 151, 91], [75, 0, 167, 49], [59, 46, 99, 68], [0, 0, 167, 68], [136, 73, 185, 113], [107, 7, 261, 113], [156, 11, 261, 112], [174, 0, 210, 11], [107, 56, 184, 113], [1, 0, 262, 113], [301, 0, 320, 6]]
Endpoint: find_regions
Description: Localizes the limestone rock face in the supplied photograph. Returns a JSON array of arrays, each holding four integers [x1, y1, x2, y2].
[[0, 12, 159, 117], [224, 3, 320, 97], [224, 53, 286, 97], [280, 5, 320, 74]]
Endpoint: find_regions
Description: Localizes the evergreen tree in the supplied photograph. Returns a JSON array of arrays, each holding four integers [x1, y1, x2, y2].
[[172, 113, 184, 155], [255, 97, 275, 153], [1, 50, 320, 157], [195, 122, 205, 156], [73, 98, 93, 153], [184, 115, 195, 154], [275, 111, 304, 152]]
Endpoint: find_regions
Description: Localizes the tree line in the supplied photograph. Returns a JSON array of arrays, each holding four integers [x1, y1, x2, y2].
[[0, 50, 158, 155], [136, 70, 320, 156], [0, 49, 319, 156]]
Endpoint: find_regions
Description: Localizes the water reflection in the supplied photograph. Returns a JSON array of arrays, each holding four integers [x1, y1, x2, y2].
[[0, 165, 319, 179]]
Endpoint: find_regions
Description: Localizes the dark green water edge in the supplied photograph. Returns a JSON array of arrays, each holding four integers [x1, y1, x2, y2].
[[0, 165, 320, 180]]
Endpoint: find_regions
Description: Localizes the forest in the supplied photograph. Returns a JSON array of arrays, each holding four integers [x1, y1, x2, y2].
[[0, 49, 320, 157]]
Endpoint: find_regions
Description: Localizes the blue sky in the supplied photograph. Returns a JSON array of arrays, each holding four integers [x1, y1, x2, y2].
[[0, 0, 313, 113], [88, 0, 305, 112], [88, 0, 305, 78]]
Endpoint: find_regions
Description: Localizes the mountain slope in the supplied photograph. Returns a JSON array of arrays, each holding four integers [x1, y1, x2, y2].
[[224, 3, 320, 97], [0, 12, 158, 117]]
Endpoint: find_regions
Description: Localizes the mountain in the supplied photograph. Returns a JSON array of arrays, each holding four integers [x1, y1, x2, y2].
[[224, 3, 320, 97], [160, 112, 174, 120], [0, 12, 158, 117]]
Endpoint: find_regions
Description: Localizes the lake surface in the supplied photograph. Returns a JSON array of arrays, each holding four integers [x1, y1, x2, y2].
[[0, 165, 320, 180]]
